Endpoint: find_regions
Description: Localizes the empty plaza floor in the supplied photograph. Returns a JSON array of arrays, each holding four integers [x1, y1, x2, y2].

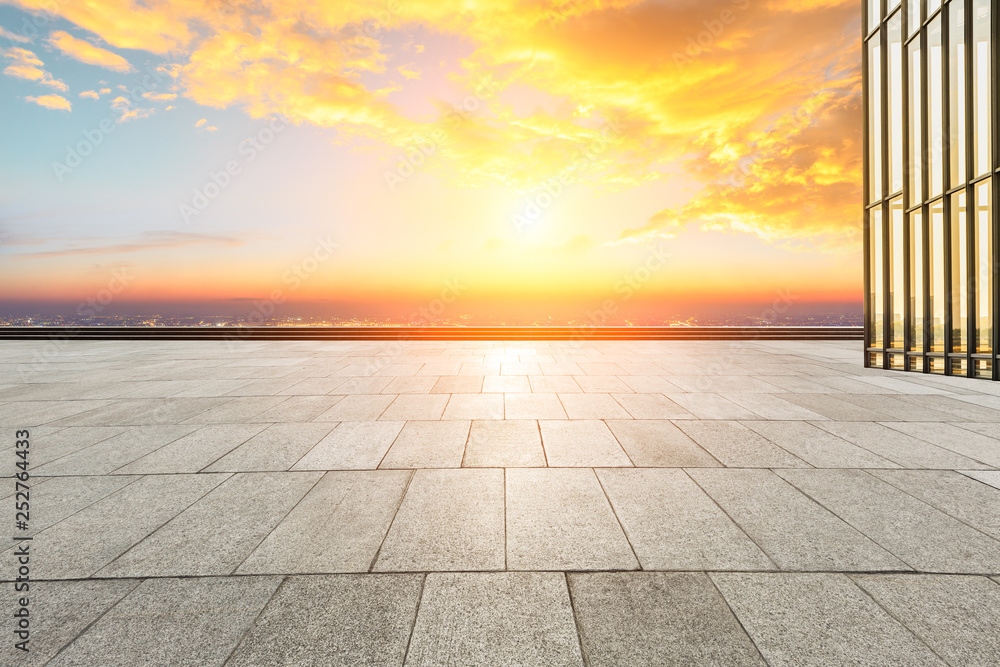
[[2, 338, 1000, 665]]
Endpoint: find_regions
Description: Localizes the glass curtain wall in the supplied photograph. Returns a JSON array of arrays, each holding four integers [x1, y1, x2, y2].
[[865, 0, 996, 378]]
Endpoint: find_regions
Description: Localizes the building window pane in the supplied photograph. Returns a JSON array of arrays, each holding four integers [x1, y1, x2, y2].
[[868, 33, 883, 203], [973, 0, 991, 176], [927, 0, 942, 18], [909, 208, 924, 350], [929, 17, 944, 197], [869, 0, 882, 32], [930, 199, 946, 351], [889, 14, 904, 194], [891, 197, 905, 347], [949, 1, 966, 188], [951, 190, 968, 353], [908, 35, 922, 203], [871, 207, 885, 348], [976, 180, 992, 352], [907, 0, 921, 36]]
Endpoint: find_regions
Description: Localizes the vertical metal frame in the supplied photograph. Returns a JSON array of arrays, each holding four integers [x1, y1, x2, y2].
[[965, 0, 976, 373], [863, 0, 872, 364], [942, 1, 954, 371], [993, 0, 1000, 378]]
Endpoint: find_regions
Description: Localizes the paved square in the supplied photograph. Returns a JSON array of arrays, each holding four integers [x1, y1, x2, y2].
[[2, 339, 999, 664]]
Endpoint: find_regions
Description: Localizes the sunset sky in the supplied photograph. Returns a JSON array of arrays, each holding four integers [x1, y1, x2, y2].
[[0, 0, 863, 323]]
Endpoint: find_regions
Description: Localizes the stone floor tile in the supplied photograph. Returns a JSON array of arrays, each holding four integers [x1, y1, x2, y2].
[[506, 468, 638, 571], [852, 574, 1000, 666], [290, 420, 403, 470], [528, 375, 582, 393], [112, 423, 268, 474], [47, 576, 282, 667], [333, 377, 394, 394], [374, 469, 505, 571], [98, 471, 321, 577], [812, 421, 989, 468], [711, 573, 943, 666], [569, 572, 766, 666], [33, 425, 200, 476], [441, 393, 504, 420], [307, 392, 390, 420], [205, 422, 337, 471], [464, 419, 545, 467], [380, 394, 449, 421], [665, 393, 761, 419], [379, 420, 470, 468], [1, 579, 140, 666], [959, 469, 1000, 489], [573, 375, 632, 393], [30, 426, 127, 467], [383, 376, 438, 394], [277, 377, 350, 395], [777, 393, 892, 421], [11, 473, 227, 579], [558, 393, 632, 420], [610, 393, 693, 419], [406, 572, 582, 667], [597, 469, 773, 570], [721, 393, 828, 420], [778, 469, 1000, 573], [883, 422, 1000, 467], [178, 396, 287, 423], [251, 395, 344, 422], [504, 392, 567, 419], [481, 375, 531, 393], [228, 574, 422, 666], [742, 421, 899, 468], [605, 420, 720, 467], [430, 376, 484, 393], [416, 363, 462, 376], [238, 470, 410, 574], [689, 469, 905, 571], [539, 420, 632, 467], [674, 421, 809, 468]]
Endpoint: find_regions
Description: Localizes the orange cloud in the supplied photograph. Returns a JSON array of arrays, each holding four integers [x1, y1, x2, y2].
[[79, 90, 100, 99], [46, 30, 133, 72], [25, 94, 71, 111], [0, 26, 31, 43], [1, 46, 67, 90]]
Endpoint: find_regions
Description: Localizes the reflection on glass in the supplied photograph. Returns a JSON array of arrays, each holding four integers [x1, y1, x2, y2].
[[888, 14, 903, 194], [951, 191, 968, 353], [909, 209, 924, 350], [929, 17, 944, 197], [930, 199, 945, 351], [908, 38, 922, 203], [973, 0, 991, 176], [871, 207, 884, 347], [907, 0, 921, 36], [868, 34, 882, 203], [977, 180, 992, 352], [949, 1, 966, 188], [891, 198, 905, 347], [927, 0, 941, 17], [869, 0, 882, 32]]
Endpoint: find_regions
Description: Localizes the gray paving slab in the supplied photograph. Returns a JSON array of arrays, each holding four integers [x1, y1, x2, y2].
[[239, 470, 410, 574], [1, 579, 141, 666], [853, 574, 1000, 666], [884, 422, 1000, 467], [29, 426, 127, 467], [250, 395, 344, 422], [379, 420, 470, 468], [406, 572, 583, 667], [32, 425, 200, 476], [610, 392, 693, 419], [868, 469, 1000, 540], [664, 393, 761, 419], [711, 573, 943, 666], [484, 376, 531, 392], [430, 375, 484, 393], [742, 420, 899, 468], [0, 399, 114, 426], [814, 421, 991, 468], [48, 576, 282, 667], [959, 469, 1000, 489], [539, 420, 633, 467], [334, 377, 395, 394], [178, 395, 287, 423], [689, 469, 906, 571], [597, 468, 773, 570], [98, 471, 321, 577], [277, 377, 349, 395], [569, 572, 766, 666], [380, 394, 450, 420], [674, 421, 809, 468], [375, 468, 504, 571], [529, 375, 582, 393], [604, 419, 720, 467], [228, 574, 422, 666], [463, 419, 546, 467], [313, 394, 395, 420], [384, 376, 438, 393], [573, 375, 632, 393], [506, 468, 638, 571], [204, 422, 337, 471], [442, 393, 504, 419], [777, 393, 892, 421], [504, 392, 566, 418], [289, 420, 403, 470], [778, 469, 1000, 573], [7, 473, 227, 579], [112, 423, 268, 474], [721, 393, 828, 420]]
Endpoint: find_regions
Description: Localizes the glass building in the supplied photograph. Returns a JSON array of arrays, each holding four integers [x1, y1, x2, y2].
[[865, 0, 996, 377]]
